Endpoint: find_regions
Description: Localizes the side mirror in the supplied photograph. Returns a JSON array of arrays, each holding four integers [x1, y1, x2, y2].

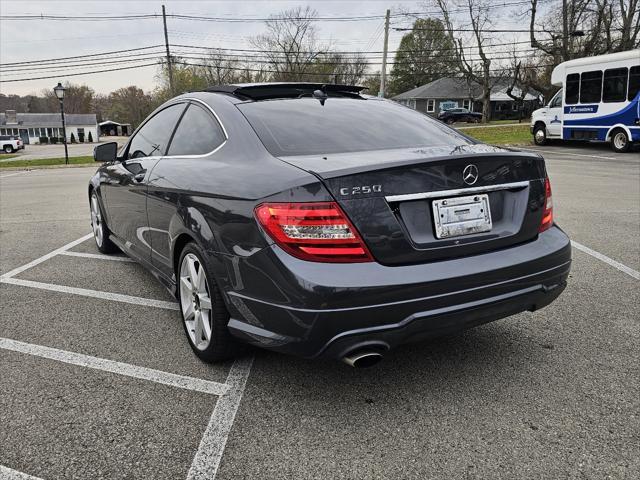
[[94, 142, 118, 162]]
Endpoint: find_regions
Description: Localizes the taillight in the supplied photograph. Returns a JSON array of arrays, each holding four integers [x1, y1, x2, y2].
[[539, 176, 553, 232], [254, 202, 373, 263]]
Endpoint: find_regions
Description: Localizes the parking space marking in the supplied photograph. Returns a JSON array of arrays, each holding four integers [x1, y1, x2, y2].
[[0, 337, 230, 396], [572, 241, 640, 280], [187, 355, 254, 480], [0, 233, 93, 281], [59, 250, 135, 262], [518, 147, 616, 160], [0, 464, 44, 480], [1, 277, 180, 310], [0, 171, 29, 179]]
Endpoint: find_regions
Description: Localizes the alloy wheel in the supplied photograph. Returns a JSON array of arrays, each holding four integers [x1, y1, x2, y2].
[[179, 253, 213, 351], [90, 194, 103, 247], [535, 128, 546, 144]]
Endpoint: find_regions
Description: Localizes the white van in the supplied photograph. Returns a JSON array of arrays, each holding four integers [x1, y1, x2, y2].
[[530, 49, 640, 152]]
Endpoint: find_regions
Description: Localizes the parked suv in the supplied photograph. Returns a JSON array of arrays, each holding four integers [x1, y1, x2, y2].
[[438, 108, 483, 124], [0, 135, 24, 154]]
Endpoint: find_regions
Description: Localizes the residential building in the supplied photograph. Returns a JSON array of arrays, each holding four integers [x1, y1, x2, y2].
[[0, 110, 99, 144], [393, 77, 541, 119]]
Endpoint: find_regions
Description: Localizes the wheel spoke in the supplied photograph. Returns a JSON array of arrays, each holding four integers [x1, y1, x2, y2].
[[198, 294, 212, 311], [201, 312, 212, 341], [196, 265, 207, 292], [183, 301, 195, 321], [180, 276, 193, 295], [187, 256, 198, 287], [194, 310, 203, 343]]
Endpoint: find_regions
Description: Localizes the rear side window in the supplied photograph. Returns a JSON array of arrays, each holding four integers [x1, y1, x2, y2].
[[127, 103, 186, 159], [603, 68, 628, 102], [579, 70, 602, 103], [167, 103, 226, 156], [565, 74, 580, 104], [629, 66, 640, 101], [238, 98, 470, 156]]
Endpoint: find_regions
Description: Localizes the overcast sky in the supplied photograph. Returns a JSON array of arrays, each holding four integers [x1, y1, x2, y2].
[[0, 0, 539, 97]]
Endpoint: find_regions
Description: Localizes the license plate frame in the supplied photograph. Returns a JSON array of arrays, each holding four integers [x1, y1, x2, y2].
[[432, 193, 492, 239]]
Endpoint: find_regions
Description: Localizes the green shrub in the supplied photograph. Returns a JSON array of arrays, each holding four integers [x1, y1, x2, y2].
[[50, 137, 58, 144], [70, 132, 76, 144], [88, 131, 93, 143], [39, 136, 48, 144]]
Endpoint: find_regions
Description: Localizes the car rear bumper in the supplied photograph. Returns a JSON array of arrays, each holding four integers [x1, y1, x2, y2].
[[222, 226, 571, 359]]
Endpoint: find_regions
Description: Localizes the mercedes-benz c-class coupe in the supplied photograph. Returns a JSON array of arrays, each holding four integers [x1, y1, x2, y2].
[[89, 83, 571, 367]]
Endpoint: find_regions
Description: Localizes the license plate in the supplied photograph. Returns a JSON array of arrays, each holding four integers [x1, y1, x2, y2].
[[432, 194, 492, 239]]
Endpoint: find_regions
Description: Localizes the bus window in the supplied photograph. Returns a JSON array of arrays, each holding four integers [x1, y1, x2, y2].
[[629, 66, 640, 101], [566, 74, 580, 104], [603, 68, 628, 102], [580, 70, 603, 103]]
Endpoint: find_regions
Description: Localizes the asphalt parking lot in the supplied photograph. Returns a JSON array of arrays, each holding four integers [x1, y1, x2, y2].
[[1, 143, 638, 479]]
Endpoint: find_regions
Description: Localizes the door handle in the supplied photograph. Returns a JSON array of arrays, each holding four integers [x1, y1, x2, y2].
[[133, 173, 146, 183]]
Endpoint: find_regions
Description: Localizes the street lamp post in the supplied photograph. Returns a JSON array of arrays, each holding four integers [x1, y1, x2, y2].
[[53, 82, 69, 165]]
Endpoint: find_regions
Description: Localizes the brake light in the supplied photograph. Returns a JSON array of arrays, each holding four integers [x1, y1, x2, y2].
[[539, 176, 553, 232], [255, 202, 373, 263]]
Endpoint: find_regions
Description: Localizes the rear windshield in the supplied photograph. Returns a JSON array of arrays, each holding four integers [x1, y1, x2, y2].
[[238, 97, 471, 156]]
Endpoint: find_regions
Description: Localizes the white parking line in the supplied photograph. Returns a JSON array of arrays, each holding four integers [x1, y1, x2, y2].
[[0, 337, 230, 396], [572, 241, 640, 280], [1, 277, 180, 310], [0, 465, 44, 480], [59, 250, 135, 262], [0, 171, 29, 179], [0, 233, 93, 280], [518, 147, 616, 160], [187, 355, 254, 480]]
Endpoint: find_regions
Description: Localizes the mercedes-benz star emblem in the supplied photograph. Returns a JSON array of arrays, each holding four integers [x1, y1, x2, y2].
[[463, 164, 479, 185]]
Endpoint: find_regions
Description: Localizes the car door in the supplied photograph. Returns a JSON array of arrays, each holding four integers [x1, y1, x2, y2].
[[545, 89, 563, 138], [102, 102, 187, 262], [146, 101, 227, 280]]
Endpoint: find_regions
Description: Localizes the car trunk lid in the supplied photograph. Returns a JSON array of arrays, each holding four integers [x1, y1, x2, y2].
[[278, 144, 548, 266]]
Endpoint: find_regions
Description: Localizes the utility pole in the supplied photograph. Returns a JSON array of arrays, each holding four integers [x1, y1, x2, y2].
[[561, 0, 569, 61], [378, 9, 390, 98], [162, 5, 174, 95]]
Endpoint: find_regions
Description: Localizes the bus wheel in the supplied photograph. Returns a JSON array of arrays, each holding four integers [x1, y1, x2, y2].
[[534, 125, 547, 146], [611, 129, 631, 153]]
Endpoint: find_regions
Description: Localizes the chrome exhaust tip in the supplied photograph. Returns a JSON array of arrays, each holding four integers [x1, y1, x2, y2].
[[342, 350, 383, 368]]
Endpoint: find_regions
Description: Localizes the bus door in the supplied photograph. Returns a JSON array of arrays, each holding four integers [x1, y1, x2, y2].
[[546, 90, 563, 138]]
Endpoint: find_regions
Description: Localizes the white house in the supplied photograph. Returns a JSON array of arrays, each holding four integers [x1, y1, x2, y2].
[[0, 110, 99, 144]]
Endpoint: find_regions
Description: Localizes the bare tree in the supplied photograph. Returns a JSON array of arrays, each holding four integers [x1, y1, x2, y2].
[[251, 6, 328, 81], [529, 0, 639, 61], [198, 53, 253, 85], [435, 0, 499, 123]]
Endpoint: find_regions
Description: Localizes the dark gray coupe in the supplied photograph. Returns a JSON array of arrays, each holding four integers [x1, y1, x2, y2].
[[89, 83, 570, 367]]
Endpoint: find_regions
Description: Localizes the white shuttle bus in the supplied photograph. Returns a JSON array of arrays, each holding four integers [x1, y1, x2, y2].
[[530, 50, 640, 152]]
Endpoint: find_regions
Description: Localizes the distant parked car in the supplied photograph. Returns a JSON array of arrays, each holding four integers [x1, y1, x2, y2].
[[438, 108, 483, 124], [0, 135, 24, 154]]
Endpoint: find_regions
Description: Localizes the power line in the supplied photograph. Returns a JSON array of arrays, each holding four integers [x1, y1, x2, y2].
[[0, 45, 163, 67], [0, 2, 543, 23], [0, 63, 158, 82]]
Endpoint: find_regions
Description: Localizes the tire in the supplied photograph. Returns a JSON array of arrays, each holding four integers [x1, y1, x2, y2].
[[90, 191, 118, 253], [610, 129, 631, 153], [533, 125, 548, 146], [3, 145, 14, 154], [177, 242, 243, 362], [446, 118, 455, 125]]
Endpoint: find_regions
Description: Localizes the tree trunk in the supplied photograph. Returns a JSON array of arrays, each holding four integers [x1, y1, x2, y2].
[[482, 89, 491, 123]]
